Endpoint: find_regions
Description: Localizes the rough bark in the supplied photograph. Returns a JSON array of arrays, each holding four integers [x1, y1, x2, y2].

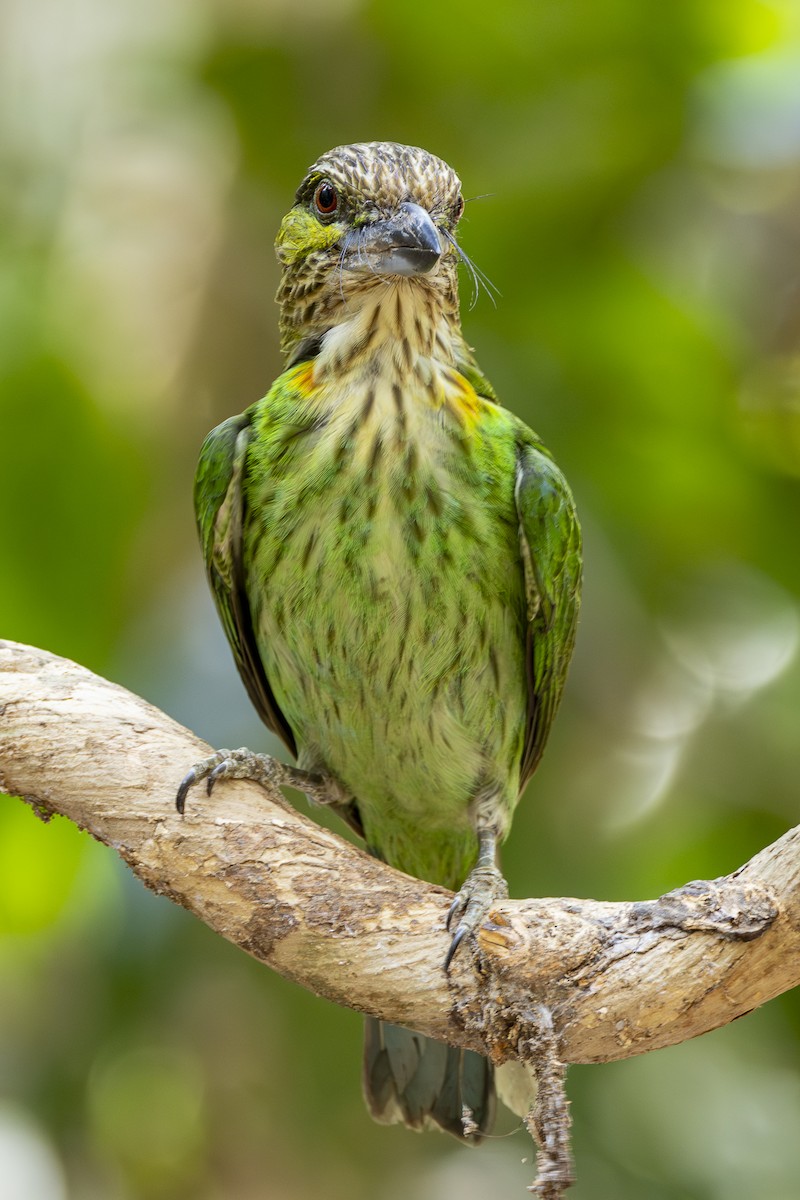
[[0, 638, 794, 1059], [0, 639, 796, 1195]]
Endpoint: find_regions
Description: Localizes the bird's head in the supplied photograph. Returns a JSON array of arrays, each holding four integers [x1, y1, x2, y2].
[[275, 142, 465, 363]]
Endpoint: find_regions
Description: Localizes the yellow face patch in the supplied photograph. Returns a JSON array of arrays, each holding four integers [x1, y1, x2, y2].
[[275, 208, 343, 264]]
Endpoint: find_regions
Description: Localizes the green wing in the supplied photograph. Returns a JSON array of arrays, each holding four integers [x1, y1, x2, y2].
[[515, 440, 582, 791], [194, 410, 297, 757]]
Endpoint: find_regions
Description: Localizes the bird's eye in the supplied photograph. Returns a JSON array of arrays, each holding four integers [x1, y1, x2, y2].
[[454, 194, 465, 222], [314, 182, 339, 217]]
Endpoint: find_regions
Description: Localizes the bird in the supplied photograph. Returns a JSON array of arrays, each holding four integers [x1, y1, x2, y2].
[[177, 141, 582, 1143]]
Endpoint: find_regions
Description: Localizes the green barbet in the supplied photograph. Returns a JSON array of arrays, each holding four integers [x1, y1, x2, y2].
[[178, 142, 582, 1141]]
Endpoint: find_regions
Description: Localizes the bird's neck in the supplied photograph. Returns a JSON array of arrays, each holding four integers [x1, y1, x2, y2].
[[300, 282, 466, 389]]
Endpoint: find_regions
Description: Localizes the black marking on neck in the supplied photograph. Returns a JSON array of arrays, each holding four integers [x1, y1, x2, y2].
[[391, 382, 408, 436], [287, 332, 326, 367], [366, 434, 383, 483], [362, 387, 376, 420]]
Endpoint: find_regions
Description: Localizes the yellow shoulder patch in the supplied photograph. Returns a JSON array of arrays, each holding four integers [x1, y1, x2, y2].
[[441, 368, 486, 429], [288, 361, 318, 396]]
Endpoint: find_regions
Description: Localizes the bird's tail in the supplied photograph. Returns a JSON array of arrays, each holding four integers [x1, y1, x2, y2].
[[362, 1017, 495, 1142]]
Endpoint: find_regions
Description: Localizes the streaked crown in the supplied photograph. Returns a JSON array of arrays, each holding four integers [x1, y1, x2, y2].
[[297, 142, 462, 224]]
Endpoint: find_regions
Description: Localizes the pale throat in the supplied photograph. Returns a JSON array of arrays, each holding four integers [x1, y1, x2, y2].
[[310, 279, 462, 396]]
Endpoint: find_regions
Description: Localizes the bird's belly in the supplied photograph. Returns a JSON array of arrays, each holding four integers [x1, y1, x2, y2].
[[254, 490, 527, 838], [245, 389, 527, 883]]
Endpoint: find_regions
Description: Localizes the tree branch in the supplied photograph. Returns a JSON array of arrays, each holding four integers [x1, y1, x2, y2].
[[0, 640, 797, 1193]]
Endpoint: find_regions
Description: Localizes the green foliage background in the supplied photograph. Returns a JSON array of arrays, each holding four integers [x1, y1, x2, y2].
[[2, 0, 800, 1196]]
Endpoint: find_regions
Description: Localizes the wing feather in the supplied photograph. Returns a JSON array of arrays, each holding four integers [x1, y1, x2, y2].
[[194, 410, 297, 757], [514, 441, 582, 791]]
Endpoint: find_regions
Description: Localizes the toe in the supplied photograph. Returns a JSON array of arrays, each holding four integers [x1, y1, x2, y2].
[[442, 865, 509, 970], [174, 750, 231, 813]]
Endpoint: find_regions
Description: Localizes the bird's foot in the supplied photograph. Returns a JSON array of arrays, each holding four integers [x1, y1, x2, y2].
[[444, 863, 509, 970], [175, 747, 343, 815]]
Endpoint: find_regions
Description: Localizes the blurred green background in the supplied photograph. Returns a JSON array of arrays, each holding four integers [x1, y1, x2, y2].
[[2, 0, 800, 1196]]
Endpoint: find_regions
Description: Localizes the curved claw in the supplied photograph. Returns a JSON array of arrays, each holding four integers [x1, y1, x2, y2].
[[444, 924, 469, 972], [176, 770, 198, 815], [445, 895, 462, 933], [175, 749, 231, 815]]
